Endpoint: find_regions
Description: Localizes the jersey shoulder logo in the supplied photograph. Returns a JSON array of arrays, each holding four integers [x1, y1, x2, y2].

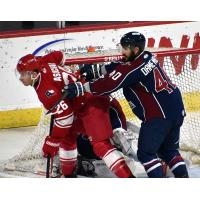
[[143, 54, 149, 59], [45, 90, 55, 98]]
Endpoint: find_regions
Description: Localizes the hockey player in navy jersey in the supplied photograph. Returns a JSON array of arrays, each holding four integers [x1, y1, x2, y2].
[[64, 31, 189, 178]]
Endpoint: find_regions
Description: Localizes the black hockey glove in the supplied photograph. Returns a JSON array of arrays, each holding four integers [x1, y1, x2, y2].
[[77, 155, 97, 177], [63, 82, 85, 99], [80, 64, 102, 81]]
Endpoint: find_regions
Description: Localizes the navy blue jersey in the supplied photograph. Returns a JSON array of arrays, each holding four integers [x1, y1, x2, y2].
[[89, 51, 186, 121]]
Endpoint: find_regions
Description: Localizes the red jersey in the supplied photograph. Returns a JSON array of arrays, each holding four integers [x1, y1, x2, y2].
[[34, 51, 91, 139]]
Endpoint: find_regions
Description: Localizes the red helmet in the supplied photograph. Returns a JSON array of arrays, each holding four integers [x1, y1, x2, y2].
[[16, 54, 41, 73]]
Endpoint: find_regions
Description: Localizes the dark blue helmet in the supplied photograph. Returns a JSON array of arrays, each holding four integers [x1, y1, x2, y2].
[[120, 31, 146, 52]]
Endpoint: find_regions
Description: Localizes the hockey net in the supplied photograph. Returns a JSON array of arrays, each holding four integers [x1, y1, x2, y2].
[[0, 47, 200, 177]]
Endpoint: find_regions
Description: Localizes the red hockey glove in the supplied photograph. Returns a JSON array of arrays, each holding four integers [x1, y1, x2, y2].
[[42, 136, 60, 158]]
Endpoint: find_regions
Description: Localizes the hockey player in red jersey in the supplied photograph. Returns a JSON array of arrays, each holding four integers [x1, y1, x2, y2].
[[16, 51, 135, 178], [64, 32, 189, 178]]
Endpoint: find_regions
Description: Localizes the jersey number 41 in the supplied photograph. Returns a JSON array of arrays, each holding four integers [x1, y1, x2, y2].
[[153, 68, 176, 94]]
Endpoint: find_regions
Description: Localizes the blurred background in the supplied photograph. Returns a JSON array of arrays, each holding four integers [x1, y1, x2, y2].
[[0, 21, 129, 32]]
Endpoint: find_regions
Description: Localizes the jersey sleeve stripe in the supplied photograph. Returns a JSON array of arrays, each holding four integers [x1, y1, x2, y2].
[[92, 62, 146, 96]]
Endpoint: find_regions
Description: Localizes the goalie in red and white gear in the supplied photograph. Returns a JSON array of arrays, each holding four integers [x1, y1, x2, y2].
[[16, 51, 135, 178]]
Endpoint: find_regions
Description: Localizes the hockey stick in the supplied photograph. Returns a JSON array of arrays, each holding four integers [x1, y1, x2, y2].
[[46, 115, 55, 178], [3, 167, 46, 177]]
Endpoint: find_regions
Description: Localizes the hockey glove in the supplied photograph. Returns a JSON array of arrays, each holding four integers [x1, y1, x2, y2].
[[42, 136, 60, 158], [80, 64, 102, 81], [77, 155, 97, 177], [63, 82, 85, 99]]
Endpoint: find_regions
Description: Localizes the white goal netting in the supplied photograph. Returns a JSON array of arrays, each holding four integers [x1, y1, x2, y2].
[[0, 48, 200, 177]]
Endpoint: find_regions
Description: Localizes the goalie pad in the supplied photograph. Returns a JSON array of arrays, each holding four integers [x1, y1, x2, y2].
[[126, 120, 140, 134], [111, 128, 134, 155], [111, 127, 138, 161]]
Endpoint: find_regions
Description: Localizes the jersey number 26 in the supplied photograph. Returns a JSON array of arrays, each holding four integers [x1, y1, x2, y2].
[[56, 100, 68, 115]]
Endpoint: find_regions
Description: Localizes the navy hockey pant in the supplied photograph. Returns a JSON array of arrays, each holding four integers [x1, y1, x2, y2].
[[137, 117, 188, 178]]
